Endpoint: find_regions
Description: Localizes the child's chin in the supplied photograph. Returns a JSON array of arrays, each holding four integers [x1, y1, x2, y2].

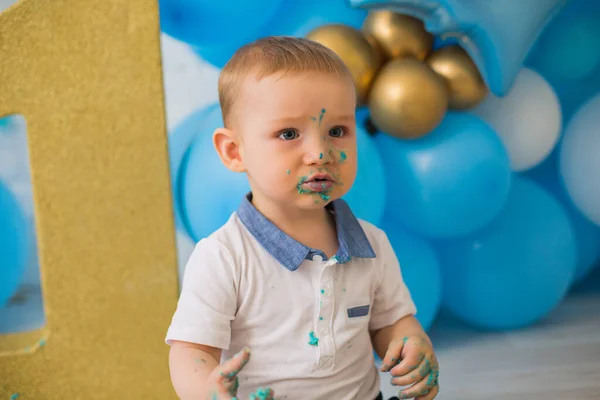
[[297, 193, 338, 208]]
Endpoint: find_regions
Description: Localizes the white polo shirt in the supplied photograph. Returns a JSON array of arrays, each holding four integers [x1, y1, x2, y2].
[[166, 194, 416, 400]]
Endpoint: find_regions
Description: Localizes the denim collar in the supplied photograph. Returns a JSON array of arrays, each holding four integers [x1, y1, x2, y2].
[[237, 193, 376, 271]]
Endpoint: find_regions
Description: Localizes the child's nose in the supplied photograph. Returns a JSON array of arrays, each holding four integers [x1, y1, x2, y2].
[[304, 140, 332, 165]]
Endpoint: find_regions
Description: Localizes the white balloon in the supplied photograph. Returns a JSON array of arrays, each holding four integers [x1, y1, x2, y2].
[[559, 93, 600, 227], [175, 230, 196, 284], [472, 68, 562, 171], [160, 34, 220, 132]]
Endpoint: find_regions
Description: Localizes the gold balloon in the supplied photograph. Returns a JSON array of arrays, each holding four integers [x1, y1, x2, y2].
[[368, 58, 448, 139], [307, 24, 382, 106], [363, 10, 434, 61], [427, 45, 488, 109]]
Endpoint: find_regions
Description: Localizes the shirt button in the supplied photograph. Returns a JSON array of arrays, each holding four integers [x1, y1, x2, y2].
[[313, 255, 323, 262]]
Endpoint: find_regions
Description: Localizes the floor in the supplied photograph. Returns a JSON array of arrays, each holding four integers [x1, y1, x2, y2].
[[378, 268, 600, 400]]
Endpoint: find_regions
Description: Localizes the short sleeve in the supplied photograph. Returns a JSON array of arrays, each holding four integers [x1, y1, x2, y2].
[[369, 231, 417, 331], [165, 237, 238, 350]]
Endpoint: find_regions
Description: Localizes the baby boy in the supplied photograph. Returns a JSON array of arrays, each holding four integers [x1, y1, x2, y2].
[[166, 36, 439, 400]]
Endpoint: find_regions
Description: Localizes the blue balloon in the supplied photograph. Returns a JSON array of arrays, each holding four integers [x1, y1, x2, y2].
[[350, 0, 568, 96], [435, 176, 576, 330], [180, 107, 250, 242], [525, 147, 600, 283], [527, 0, 600, 82], [168, 104, 220, 236], [0, 181, 30, 307], [193, 42, 241, 70], [159, 0, 283, 47], [374, 112, 511, 239], [193, 0, 367, 70], [527, 14, 600, 82], [526, 2, 600, 123], [0, 116, 10, 129], [380, 217, 442, 331], [264, 0, 367, 38], [343, 108, 385, 226]]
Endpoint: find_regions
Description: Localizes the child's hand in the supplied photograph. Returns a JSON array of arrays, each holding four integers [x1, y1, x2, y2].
[[204, 347, 275, 400], [380, 336, 439, 399]]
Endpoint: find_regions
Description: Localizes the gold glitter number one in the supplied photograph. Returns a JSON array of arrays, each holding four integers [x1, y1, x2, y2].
[[0, 0, 179, 398]]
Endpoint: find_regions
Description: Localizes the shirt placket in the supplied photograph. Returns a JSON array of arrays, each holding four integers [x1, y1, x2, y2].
[[316, 256, 337, 370]]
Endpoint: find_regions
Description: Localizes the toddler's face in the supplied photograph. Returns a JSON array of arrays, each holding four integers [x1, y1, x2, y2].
[[234, 71, 357, 211]]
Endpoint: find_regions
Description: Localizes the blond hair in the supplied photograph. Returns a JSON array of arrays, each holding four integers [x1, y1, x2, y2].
[[218, 36, 352, 126]]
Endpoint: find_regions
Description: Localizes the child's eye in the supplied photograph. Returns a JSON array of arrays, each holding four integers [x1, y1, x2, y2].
[[329, 126, 346, 138], [278, 129, 299, 140]]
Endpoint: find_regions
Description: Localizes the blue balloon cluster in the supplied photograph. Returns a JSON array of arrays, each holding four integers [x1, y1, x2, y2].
[[0, 180, 29, 308], [169, 91, 600, 332]]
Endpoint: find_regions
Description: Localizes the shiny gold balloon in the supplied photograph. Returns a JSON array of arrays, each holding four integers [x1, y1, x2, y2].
[[427, 45, 488, 109], [368, 58, 449, 139], [363, 10, 434, 61], [307, 24, 382, 105]]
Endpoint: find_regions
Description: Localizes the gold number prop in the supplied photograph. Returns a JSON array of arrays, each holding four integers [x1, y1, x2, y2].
[[0, 0, 179, 398]]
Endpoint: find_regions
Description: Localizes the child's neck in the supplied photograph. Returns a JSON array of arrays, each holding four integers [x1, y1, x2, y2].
[[252, 195, 339, 258]]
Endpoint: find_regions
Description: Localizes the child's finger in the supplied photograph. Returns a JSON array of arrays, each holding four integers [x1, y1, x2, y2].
[[389, 347, 425, 377], [391, 354, 435, 384], [397, 363, 439, 399], [249, 387, 274, 400], [415, 383, 439, 400], [224, 376, 239, 397], [380, 337, 407, 372], [390, 367, 421, 387], [216, 347, 251, 383]]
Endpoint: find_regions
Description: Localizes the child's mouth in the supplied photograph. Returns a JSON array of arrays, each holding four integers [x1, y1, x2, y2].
[[301, 174, 334, 192]]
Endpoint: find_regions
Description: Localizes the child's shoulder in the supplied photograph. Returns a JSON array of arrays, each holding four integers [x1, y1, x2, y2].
[[355, 217, 388, 248], [198, 212, 248, 251]]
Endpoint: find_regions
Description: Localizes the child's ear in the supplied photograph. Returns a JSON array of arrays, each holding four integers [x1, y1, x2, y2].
[[213, 127, 246, 173]]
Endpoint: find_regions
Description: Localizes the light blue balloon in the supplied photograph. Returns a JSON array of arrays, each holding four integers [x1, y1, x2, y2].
[[159, 0, 283, 47], [380, 217, 442, 331], [180, 107, 250, 242], [265, 0, 367, 38], [374, 112, 511, 239], [168, 104, 220, 236], [525, 147, 600, 283], [343, 108, 385, 226], [559, 94, 600, 227], [0, 181, 30, 307], [350, 0, 568, 96], [436, 176, 576, 331]]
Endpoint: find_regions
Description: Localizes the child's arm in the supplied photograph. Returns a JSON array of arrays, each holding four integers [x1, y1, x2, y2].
[[169, 341, 251, 400], [169, 341, 221, 399], [368, 230, 439, 398]]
